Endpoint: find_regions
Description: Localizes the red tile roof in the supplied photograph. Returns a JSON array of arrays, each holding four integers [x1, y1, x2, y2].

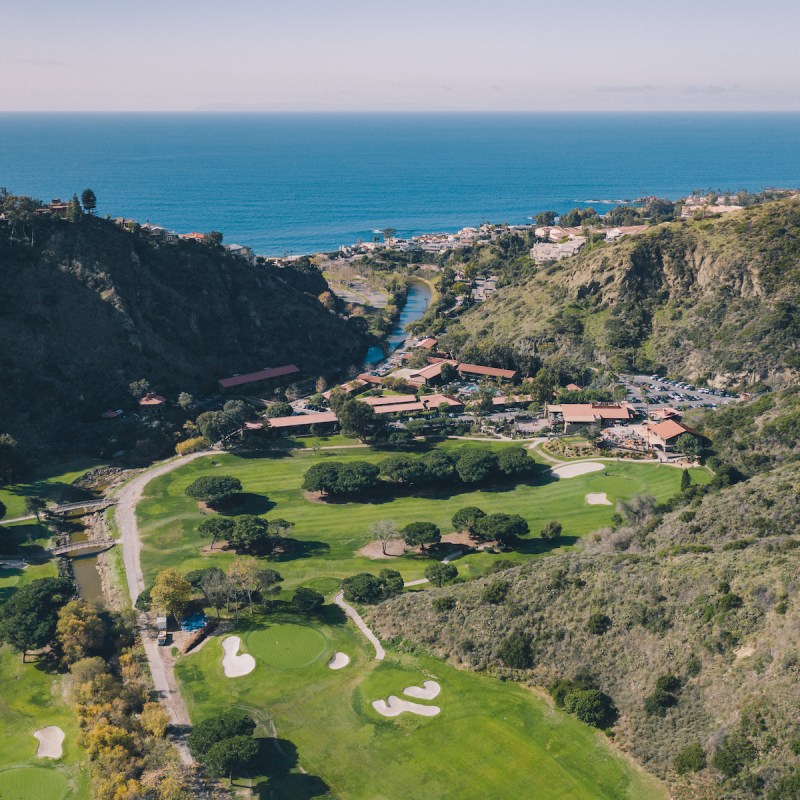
[[139, 393, 167, 406], [422, 394, 463, 409], [266, 412, 338, 429], [553, 403, 635, 423], [492, 394, 533, 406], [565, 383, 582, 392], [356, 373, 383, 385], [647, 420, 702, 441], [457, 363, 517, 380], [417, 337, 438, 349], [360, 394, 418, 407], [218, 364, 300, 389], [373, 402, 426, 414]]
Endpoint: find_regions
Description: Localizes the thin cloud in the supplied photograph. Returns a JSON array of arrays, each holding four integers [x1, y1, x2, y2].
[[0, 57, 65, 67]]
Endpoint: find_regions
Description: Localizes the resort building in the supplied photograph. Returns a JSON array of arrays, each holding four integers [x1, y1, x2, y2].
[[457, 363, 517, 382], [642, 420, 703, 451], [547, 403, 636, 433], [218, 364, 300, 391]]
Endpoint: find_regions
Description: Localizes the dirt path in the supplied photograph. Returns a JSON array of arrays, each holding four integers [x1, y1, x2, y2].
[[333, 591, 385, 660], [0, 514, 36, 526], [114, 450, 212, 763]]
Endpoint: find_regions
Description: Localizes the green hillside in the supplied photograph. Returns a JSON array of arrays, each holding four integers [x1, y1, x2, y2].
[[446, 198, 800, 386]]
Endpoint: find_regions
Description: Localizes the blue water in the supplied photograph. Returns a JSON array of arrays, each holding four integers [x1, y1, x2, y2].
[[1, 112, 799, 255], [364, 279, 432, 366]]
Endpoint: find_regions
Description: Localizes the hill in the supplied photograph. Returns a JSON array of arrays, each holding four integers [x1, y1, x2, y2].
[[444, 197, 800, 387], [371, 386, 800, 799], [0, 207, 366, 462]]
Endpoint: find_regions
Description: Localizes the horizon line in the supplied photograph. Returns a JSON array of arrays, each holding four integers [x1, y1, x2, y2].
[[1, 108, 800, 115]]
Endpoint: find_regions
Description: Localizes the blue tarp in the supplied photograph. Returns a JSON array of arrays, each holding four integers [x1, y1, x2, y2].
[[180, 612, 207, 632]]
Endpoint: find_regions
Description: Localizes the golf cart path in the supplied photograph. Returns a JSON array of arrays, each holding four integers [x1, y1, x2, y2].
[[114, 449, 214, 763], [403, 549, 464, 587], [0, 513, 37, 526], [334, 591, 385, 660]]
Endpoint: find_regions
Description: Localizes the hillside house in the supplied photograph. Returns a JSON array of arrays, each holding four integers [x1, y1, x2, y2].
[[224, 243, 256, 266], [643, 420, 704, 451], [139, 393, 168, 413]]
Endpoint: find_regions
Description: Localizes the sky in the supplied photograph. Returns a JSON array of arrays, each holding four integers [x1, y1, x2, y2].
[[2, 0, 799, 112]]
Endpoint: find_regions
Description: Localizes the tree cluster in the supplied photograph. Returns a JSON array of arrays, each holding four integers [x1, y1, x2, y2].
[[550, 674, 617, 729], [341, 570, 404, 604], [451, 506, 530, 546], [184, 475, 242, 508], [189, 711, 260, 782]]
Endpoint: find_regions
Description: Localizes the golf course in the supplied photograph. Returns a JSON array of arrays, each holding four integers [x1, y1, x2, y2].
[[136, 440, 703, 798]]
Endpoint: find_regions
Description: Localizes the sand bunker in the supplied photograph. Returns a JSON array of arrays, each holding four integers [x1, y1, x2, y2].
[[553, 462, 605, 479], [585, 492, 612, 505], [34, 726, 64, 759], [372, 696, 441, 718], [327, 651, 350, 670], [221, 636, 255, 678], [403, 680, 441, 700]]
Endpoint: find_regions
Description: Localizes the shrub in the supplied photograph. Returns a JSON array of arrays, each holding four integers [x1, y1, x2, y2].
[[175, 436, 210, 455], [564, 689, 617, 728], [587, 613, 612, 635], [541, 520, 563, 540], [497, 630, 533, 669], [712, 732, 757, 778], [292, 587, 324, 613], [673, 742, 706, 774], [425, 562, 458, 587], [482, 579, 510, 605], [432, 595, 457, 612]]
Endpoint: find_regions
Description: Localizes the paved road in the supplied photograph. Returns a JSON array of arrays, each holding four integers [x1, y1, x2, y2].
[[114, 450, 213, 764]]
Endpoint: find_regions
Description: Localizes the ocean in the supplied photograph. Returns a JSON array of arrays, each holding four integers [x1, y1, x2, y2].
[[1, 112, 799, 255]]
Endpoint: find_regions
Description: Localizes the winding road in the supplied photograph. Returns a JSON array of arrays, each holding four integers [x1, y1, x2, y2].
[[114, 450, 213, 764]]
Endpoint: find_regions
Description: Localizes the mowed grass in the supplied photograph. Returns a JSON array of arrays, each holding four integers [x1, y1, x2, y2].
[[0, 460, 102, 521], [177, 611, 666, 800], [138, 441, 709, 590], [0, 643, 89, 798]]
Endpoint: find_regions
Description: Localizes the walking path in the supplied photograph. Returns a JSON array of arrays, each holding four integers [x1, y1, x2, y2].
[[0, 514, 36, 526], [114, 449, 213, 764], [333, 591, 385, 660], [403, 549, 464, 587]]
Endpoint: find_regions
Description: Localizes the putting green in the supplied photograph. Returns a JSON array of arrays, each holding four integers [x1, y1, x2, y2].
[[246, 624, 328, 669], [0, 766, 69, 800]]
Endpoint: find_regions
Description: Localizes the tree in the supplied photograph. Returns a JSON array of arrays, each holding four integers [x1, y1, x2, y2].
[[474, 513, 529, 546], [402, 521, 441, 552], [369, 519, 399, 555], [265, 401, 293, 418], [711, 732, 756, 778], [340, 462, 381, 496], [381, 227, 397, 241], [675, 433, 702, 459], [24, 496, 46, 522], [439, 361, 457, 383], [293, 587, 324, 613], [197, 517, 234, 550], [425, 562, 457, 588], [80, 188, 97, 213], [0, 499, 5, 519], [378, 568, 404, 597], [177, 392, 195, 412], [497, 630, 533, 668], [455, 448, 498, 483], [188, 712, 256, 758], [303, 462, 341, 495], [338, 399, 385, 441], [150, 569, 192, 623], [0, 577, 73, 661], [535, 211, 557, 226], [341, 573, 384, 604], [129, 379, 151, 400], [184, 475, 242, 507], [452, 507, 486, 535], [199, 568, 228, 617], [207, 231, 223, 246], [420, 450, 456, 482], [540, 520, 562, 540], [56, 600, 105, 664], [257, 568, 284, 610], [497, 446, 535, 478], [378, 454, 426, 485], [673, 742, 706, 775], [229, 515, 281, 556], [67, 194, 83, 222], [205, 735, 260, 782], [563, 689, 617, 728], [0, 433, 22, 485], [227, 557, 264, 612], [680, 469, 692, 491]]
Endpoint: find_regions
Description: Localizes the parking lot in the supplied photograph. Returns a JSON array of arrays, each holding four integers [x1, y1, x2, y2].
[[621, 374, 741, 415]]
